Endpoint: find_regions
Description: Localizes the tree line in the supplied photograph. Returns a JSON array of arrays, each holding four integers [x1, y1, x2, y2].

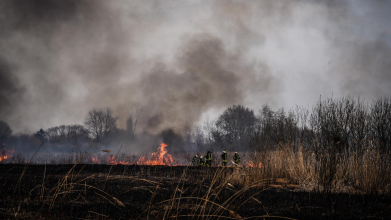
[[0, 107, 140, 152], [0, 96, 390, 155], [194, 96, 391, 157]]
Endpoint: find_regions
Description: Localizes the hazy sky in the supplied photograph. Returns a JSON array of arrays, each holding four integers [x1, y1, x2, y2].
[[1, 0, 390, 134]]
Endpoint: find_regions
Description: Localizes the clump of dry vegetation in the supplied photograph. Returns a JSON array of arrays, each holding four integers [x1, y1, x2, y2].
[[242, 142, 391, 195]]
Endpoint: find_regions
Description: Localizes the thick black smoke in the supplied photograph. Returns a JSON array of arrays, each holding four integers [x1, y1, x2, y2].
[[0, 58, 24, 117], [132, 34, 274, 133], [0, 0, 390, 136], [0, 0, 139, 132], [0, 0, 276, 134]]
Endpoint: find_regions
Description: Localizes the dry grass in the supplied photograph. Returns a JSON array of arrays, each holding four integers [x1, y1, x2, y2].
[[242, 142, 391, 195], [1, 140, 390, 219]]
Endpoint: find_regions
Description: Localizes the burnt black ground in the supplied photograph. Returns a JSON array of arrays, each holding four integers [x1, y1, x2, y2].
[[0, 164, 390, 219]]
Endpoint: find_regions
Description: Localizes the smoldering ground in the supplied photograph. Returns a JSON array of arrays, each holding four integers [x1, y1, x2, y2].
[[0, 0, 390, 138]]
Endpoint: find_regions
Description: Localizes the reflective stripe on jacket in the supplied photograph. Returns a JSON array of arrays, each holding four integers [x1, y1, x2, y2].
[[206, 152, 212, 160], [233, 154, 240, 163], [221, 153, 227, 162]]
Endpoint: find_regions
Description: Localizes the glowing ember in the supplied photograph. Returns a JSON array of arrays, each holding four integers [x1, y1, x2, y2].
[[91, 157, 100, 164], [0, 144, 15, 163], [247, 161, 262, 168], [137, 143, 176, 166], [106, 155, 115, 164], [105, 155, 131, 165], [90, 154, 132, 165]]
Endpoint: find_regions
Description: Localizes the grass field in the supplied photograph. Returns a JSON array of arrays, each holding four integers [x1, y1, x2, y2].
[[1, 143, 390, 220]]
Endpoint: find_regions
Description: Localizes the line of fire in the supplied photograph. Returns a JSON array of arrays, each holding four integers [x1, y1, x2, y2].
[[1, 142, 262, 168]]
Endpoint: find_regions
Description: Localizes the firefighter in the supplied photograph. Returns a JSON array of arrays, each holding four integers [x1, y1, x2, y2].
[[221, 150, 227, 167], [205, 150, 212, 167], [233, 152, 240, 167], [198, 155, 205, 166], [192, 155, 198, 166]]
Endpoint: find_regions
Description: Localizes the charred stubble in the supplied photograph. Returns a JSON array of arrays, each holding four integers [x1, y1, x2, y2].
[[0, 164, 390, 220]]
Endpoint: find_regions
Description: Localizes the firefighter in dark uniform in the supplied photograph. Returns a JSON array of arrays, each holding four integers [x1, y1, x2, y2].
[[198, 155, 205, 166], [221, 150, 227, 167], [205, 150, 212, 167], [192, 155, 198, 166], [233, 152, 240, 167]]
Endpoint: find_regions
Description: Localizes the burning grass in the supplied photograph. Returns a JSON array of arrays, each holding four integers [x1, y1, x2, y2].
[[0, 142, 390, 219], [137, 143, 176, 166], [2, 141, 391, 195], [0, 142, 183, 166], [0, 144, 15, 163]]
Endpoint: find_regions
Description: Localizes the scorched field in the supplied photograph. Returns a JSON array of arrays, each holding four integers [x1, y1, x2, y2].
[[1, 148, 390, 220]]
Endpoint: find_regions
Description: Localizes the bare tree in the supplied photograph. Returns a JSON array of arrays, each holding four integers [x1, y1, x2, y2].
[[256, 105, 300, 149], [215, 105, 258, 149], [126, 107, 143, 138], [371, 97, 391, 154], [46, 126, 60, 143], [46, 124, 90, 145], [84, 107, 118, 142]]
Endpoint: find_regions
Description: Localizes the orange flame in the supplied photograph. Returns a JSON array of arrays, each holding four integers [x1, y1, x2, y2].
[[0, 144, 15, 163], [90, 154, 131, 165], [247, 161, 262, 168], [106, 155, 130, 165], [92, 157, 100, 164], [137, 143, 176, 166]]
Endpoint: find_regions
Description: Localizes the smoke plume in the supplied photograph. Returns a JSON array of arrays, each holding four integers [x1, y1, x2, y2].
[[0, 0, 390, 134]]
